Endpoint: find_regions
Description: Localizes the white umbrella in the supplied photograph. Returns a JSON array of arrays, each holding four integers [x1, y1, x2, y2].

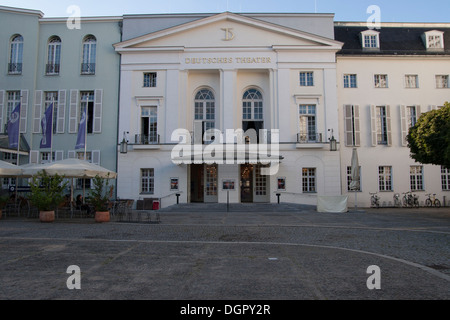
[[0, 160, 22, 177], [350, 147, 360, 210], [22, 158, 117, 179]]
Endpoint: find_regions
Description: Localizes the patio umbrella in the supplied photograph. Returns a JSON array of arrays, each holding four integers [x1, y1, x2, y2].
[[0, 160, 23, 177], [349, 148, 360, 210]]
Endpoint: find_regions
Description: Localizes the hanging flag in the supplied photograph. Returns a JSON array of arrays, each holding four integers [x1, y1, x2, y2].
[[40, 103, 53, 148], [7, 102, 21, 149], [75, 109, 86, 150]]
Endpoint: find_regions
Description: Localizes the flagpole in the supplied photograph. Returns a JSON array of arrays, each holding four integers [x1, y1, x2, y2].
[[83, 107, 87, 203], [50, 97, 55, 163], [15, 96, 21, 205]]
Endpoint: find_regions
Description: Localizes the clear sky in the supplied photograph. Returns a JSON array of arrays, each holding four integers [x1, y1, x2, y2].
[[1, 0, 449, 22]]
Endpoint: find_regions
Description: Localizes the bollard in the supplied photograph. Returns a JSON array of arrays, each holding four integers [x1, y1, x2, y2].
[[176, 193, 180, 204], [276, 193, 281, 204]]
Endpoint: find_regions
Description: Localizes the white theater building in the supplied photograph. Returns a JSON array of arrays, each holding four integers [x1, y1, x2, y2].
[[115, 12, 344, 207]]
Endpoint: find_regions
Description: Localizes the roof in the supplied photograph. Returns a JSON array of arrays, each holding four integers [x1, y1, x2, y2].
[[334, 25, 450, 56]]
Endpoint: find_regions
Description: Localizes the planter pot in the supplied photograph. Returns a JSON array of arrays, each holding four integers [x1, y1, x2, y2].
[[40, 211, 55, 223], [0, 209, 2, 220], [95, 211, 110, 223]]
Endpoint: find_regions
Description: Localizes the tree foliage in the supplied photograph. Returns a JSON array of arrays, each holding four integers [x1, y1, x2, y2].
[[29, 171, 68, 211], [89, 174, 114, 212], [407, 102, 450, 168]]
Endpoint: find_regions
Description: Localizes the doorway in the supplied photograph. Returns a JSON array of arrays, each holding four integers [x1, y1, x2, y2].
[[189, 164, 218, 203], [240, 164, 270, 203]]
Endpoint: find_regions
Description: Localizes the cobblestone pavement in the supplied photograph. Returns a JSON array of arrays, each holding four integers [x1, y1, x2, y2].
[[0, 205, 449, 301]]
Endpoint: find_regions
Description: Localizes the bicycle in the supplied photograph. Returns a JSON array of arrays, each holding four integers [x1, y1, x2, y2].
[[370, 192, 380, 208], [425, 193, 441, 208], [393, 193, 402, 207], [402, 191, 419, 208]]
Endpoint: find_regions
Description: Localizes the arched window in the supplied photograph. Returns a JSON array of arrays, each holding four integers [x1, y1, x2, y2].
[[9, 35, 23, 74], [242, 88, 264, 142], [46, 36, 61, 75], [242, 88, 263, 120], [81, 35, 96, 74], [194, 89, 215, 143]]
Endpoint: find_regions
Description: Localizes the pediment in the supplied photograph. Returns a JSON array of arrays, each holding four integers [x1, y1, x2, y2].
[[115, 12, 342, 51]]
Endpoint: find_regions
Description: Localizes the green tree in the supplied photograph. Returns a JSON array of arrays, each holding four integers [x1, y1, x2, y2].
[[29, 171, 68, 211], [407, 102, 450, 168]]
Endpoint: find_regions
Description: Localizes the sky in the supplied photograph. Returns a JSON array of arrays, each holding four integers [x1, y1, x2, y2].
[[1, 0, 449, 22]]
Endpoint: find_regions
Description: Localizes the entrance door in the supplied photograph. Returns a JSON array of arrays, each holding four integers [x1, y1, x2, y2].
[[240, 164, 253, 202], [190, 164, 218, 203], [253, 164, 269, 202]]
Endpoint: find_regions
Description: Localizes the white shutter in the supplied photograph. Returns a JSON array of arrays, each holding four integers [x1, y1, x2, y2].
[[344, 105, 353, 147], [0, 90, 4, 133], [370, 105, 377, 147], [93, 89, 102, 133], [354, 105, 360, 147], [400, 105, 407, 147], [33, 90, 43, 133], [92, 150, 100, 165], [68, 150, 76, 158], [30, 150, 39, 164], [386, 105, 392, 147], [55, 150, 64, 161], [57, 90, 66, 133], [69, 89, 79, 133], [20, 90, 28, 133], [429, 105, 437, 111], [416, 105, 422, 119]]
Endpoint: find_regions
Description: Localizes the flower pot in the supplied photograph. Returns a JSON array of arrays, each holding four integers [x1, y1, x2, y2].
[[40, 210, 55, 223], [95, 211, 110, 223]]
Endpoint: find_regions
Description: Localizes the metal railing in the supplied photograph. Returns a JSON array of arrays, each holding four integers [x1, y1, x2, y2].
[[134, 134, 160, 145], [297, 132, 323, 143], [8, 63, 22, 74], [81, 63, 96, 74], [46, 64, 60, 75]]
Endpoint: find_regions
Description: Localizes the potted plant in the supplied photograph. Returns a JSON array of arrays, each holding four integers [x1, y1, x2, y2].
[[89, 174, 114, 223], [0, 193, 10, 220], [29, 171, 67, 222]]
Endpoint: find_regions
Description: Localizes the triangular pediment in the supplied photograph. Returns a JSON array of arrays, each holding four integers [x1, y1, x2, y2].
[[114, 12, 342, 51]]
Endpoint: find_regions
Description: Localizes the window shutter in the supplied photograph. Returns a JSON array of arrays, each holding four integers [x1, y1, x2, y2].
[[400, 105, 407, 147], [344, 105, 353, 147], [30, 150, 39, 164], [92, 150, 100, 165], [93, 89, 102, 133], [416, 105, 421, 119], [370, 105, 377, 147], [354, 105, 360, 147], [68, 150, 76, 158], [33, 90, 43, 133], [55, 150, 64, 161], [0, 90, 4, 133], [57, 90, 66, 133], [429, 105, 437, 111], [69, 89, 79, 133], [20, 90, 28, 133], [386, 105, 392, 147]]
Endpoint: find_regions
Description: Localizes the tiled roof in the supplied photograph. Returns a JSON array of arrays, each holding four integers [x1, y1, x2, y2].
[[335, 26, 450, 55]]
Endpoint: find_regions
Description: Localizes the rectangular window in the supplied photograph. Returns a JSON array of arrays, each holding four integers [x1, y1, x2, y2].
[[410, 166, 424, 191], [436, 75, 449, 88], [80, 91, 94, 134], [298, 105, 317, 142], [441, 167, 450, 191], [428, 35, 442, 48], [76, 151, 92, 189], [143, 72, 157, 87], [299, 72, 314, 87], [405, 75, 419, 88], [140, 106, 158, 144], [44, 91, 58, 133], [347, 166, 361, 191], [364, 35, 378, 48], [374, 74, 388, 88], [343, 74, 357, 88], [376, 106, 388, 145], [141, 168, 154, 194], [406, 106, 417, 128], [41, 151, 55, 164], [302, 168, 316, 193], [378, 166, 392, 191]]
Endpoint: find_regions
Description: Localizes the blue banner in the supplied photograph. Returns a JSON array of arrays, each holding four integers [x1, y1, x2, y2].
[[75, 109, 86, 150], [7, 103, 20, 149], [40, 103, 53, 148]]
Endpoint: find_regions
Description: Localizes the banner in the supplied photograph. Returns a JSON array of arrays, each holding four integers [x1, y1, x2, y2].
[[75, 109, 86, 150], [40, 103, 53, 148], [7, 103, 21, 149]]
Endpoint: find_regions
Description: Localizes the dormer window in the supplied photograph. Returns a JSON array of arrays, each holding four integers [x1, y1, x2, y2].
[[361, 30, 380, 50], [423, 30, 444, 50]]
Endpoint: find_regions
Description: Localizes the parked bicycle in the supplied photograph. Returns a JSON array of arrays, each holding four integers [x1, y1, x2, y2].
[[393, 193, 402, 207], [425, 193, 441, 208], [402, 191, 419, 208], [370, 192, 380, 208]]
